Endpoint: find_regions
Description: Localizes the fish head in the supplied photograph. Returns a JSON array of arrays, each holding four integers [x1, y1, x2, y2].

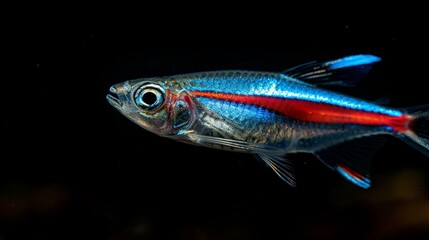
[[106, 78, 197, 136]]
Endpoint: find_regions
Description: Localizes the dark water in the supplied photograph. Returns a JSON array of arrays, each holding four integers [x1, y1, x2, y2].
[[3, 13, 429, 240]]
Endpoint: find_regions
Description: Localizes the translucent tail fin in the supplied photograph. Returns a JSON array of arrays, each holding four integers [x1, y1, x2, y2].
[[401, 104, 429, 157]]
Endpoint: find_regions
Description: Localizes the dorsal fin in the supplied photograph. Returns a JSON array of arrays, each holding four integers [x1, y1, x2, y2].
[[282, 55, 381, 87]]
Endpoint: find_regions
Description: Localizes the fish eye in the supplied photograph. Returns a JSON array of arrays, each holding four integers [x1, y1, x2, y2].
[[134, 84, 165, 110]]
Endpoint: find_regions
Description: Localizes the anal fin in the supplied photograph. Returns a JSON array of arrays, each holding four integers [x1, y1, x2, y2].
[[314, 136, 386, 189], [336, 165, 371, 189]]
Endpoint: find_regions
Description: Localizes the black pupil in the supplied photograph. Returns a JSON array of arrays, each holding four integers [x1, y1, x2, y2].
[[142, 91, 157, 105]]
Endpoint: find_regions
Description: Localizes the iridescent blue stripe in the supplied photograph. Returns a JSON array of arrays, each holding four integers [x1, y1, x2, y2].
[[188, 74, 402, 117], [197, 97, 276, 123]]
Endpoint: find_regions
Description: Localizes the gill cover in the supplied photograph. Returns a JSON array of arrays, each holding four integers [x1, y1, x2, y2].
[[166, 92, 197, 135]]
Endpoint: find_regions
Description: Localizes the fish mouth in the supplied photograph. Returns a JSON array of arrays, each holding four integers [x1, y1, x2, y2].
[[106, 86, 124, 109]]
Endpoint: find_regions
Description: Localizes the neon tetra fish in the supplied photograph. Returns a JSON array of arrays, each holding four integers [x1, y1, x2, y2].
[[106, 55, 429, 188]]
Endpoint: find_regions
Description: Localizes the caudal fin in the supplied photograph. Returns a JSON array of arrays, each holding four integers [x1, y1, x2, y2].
[[401, 104, 429, 157]]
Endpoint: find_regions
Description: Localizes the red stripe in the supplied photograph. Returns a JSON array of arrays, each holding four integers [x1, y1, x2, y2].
[[191, 91, 410, 132]]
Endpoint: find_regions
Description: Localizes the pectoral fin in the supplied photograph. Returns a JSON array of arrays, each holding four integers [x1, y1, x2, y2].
[[182, 133, 295, 185], [185, 133, 283, 153]]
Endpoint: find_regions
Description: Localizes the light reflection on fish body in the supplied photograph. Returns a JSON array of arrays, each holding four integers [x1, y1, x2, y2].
[[107, 55, 429, 189]]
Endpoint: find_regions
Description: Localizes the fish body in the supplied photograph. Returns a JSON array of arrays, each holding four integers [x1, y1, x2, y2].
[[107, 55, 429, 188]]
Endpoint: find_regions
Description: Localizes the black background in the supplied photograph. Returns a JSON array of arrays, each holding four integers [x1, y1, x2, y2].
[[2, 9, 429, 240]]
